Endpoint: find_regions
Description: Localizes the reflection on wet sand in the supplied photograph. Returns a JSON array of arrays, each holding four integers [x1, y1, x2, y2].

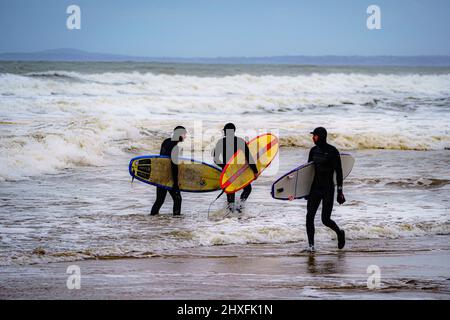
[[307, 252, 346, 275]]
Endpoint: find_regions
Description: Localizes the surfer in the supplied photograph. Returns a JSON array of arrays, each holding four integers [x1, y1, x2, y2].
[[150, 126, 187, 216], [306, 127, 346, 252], [213, 123, 258, 213]]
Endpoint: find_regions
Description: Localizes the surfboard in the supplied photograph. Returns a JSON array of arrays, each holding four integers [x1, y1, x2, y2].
[[271, 153, 355, 200], [129, 155, 222, 192], [220, 133, 279, 194]]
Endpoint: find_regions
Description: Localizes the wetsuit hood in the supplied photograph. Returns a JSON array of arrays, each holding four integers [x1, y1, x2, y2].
[[172, 126, 186, 142], [223, 123, 236, 137], [311, 127, 327, 146]]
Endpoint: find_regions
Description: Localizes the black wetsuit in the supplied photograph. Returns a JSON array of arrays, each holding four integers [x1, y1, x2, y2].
[[213, 135, 258, 205], [151, 137, 182, 216], [306, 141, 343, 246]]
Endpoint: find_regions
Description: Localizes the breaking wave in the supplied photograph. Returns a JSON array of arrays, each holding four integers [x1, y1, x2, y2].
[[2, 218, 449, 266], [1, 70, 449, 180]]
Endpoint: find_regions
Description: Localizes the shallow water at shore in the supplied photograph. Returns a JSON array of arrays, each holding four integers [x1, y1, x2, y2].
[[0, 149, 449, 266], [1, 237, 449, 299]]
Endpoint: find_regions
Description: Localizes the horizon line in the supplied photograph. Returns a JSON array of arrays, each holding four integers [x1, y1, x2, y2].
[[1, 48, 450, 59]]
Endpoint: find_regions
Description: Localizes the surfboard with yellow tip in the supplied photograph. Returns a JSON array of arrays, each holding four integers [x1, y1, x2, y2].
[[220, 133, 279, 194], [129, 155, 221, 192]]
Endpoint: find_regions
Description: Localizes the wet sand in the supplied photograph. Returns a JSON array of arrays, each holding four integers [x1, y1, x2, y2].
[[1, 237, 449, 300]]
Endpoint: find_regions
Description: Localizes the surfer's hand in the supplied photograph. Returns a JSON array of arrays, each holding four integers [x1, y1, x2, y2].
[[288, 195, 295, 201], [337, 192, 346, 205]]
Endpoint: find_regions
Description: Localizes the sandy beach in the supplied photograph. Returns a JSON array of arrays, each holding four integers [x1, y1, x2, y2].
[[1, 236, 449, 300]]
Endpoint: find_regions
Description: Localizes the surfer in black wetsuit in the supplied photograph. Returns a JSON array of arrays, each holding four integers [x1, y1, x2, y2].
[[306, 127, 346, 252], [213, 123, 258, 213], [150, 126, 187, 216]]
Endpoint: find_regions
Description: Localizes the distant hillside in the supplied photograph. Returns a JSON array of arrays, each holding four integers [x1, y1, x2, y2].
[[1, 48, 450, 66]]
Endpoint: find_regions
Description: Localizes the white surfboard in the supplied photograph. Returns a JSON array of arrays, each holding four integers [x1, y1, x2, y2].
[[271, 153, 355, 200]]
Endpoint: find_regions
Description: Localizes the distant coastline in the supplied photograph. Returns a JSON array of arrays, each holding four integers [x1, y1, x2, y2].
[[1, 48, 450, 66]]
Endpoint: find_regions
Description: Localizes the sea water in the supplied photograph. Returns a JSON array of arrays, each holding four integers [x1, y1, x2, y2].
[[0, 62, 449, 265]]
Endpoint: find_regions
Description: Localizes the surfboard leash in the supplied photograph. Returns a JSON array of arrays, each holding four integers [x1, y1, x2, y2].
[[207, 190, 225, 219]]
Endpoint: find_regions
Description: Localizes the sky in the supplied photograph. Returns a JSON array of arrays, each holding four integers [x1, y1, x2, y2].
[[0, 0, 449, 57]]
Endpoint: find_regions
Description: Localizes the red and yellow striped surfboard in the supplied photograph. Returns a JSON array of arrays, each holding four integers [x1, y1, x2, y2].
[[220, 133, 279, 194]]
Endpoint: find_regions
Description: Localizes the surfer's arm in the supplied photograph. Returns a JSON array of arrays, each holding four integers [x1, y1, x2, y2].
[[244, 143, 258, 175], [171, 146, 180, 190], [334, 150, 346, 204], [308, 148, 313, 163], [213, 140, 223, 167], [334, 149, 344, 191], [171, 163, 179, 190]]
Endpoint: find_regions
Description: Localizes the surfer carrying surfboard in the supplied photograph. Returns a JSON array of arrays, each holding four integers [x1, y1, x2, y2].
[[306, 127, 346, 252], [213, 123, 259, 213], [150, 126, 187, 216]]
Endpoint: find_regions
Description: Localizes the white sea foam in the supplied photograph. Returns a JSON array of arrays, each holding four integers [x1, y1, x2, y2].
[[1, 67, 449, 267], [1, 215, 448, 266], [1, 71, 449, 180]]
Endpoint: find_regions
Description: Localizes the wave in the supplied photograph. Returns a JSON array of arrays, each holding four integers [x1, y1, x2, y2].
[[346, 177, 450, 189], [2, 248, 161, 266], [2, 219, 449, 266], [1, 71, 450, 101], [0, 117, 147, 181], [1, 121, 449, 181], [25, 71, 84, 82], [1, 70, 449, 180], [191, 219, 450, 245], [279, 133, 450, 150]]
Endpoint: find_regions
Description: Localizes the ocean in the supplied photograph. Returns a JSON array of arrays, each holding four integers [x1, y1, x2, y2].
[[0, 61, 449, 270]]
